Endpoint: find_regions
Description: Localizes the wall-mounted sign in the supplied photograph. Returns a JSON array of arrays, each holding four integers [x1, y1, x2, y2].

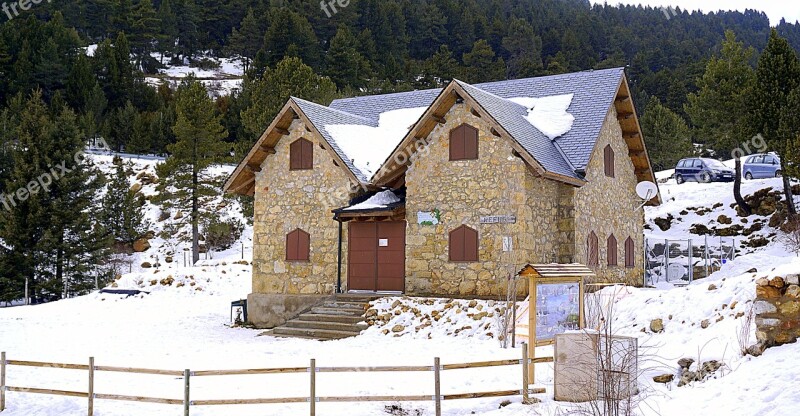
[[502, 236, 513, 252], [480, 215, 516, 224], [417, 210, 441, 226], [378, 239, 389, 247]]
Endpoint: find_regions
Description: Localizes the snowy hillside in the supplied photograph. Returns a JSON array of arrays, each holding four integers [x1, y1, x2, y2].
[[0, 155, 799, 416]]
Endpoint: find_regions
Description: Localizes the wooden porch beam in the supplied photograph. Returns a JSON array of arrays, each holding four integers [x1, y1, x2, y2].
[[259, 145, 276, 154]]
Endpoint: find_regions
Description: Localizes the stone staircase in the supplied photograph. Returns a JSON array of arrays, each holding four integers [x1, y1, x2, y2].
[[270, 293, 380, 340]]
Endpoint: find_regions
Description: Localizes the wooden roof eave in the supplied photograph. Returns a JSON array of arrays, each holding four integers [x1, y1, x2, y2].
[[614, 74, 662, 206], [373, 83, 586, 188]]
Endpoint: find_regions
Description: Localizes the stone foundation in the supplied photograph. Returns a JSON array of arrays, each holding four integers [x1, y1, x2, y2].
[[754, 274, 800, 346], [247, 293, 329, 329]]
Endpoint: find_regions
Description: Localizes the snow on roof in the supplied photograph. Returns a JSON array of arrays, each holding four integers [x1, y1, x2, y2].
[[508, 94, 575, 140], [325, 107, 427, 178], [343, 190, 401, 211]]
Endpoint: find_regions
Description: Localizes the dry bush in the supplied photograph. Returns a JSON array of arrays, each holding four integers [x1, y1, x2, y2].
[[779, 216, 800, 256]]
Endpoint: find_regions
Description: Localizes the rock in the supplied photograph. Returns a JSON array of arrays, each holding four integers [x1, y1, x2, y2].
[[365, 308, 378, 318], [159, 275, 174, 286], [158, 211, 170, 222], [786, 285, 800, 299], [653, 374, 674, 384], [649, 319, 664, 333], [468, 300, 478, 308], [133, 238, 151, 252], [756, 277, 769, 287], [747, 343, 767, 357], [654, 215, 673, 231], [769, 276, 785, 288], [678, 358, 694, 370], [391, 324, 404, 333], [472, 311, 489, 320], [708, 284, 717, 291], [747, 268, 758, 274], [786, 275, 800, 286], [756, 285, 782, 299], [778, 301, 800, 315], [141, 262, 152, 268], [165, 256, 173, 263], [174, 211, 184, 220], [130, 182, 142, 194], [700, 319, 710, 329], [382, 329, 389, 335], [717, 214, 732, 224]]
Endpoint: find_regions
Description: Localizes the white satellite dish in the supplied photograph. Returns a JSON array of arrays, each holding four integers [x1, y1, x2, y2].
[[635, 181, 658, 211]]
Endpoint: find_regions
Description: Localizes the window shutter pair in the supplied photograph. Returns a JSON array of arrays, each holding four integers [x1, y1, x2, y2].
[[604, 145, 615, 177], [290, 138, 313, 170], [449, 225, 478, 262], [587, 231, 599, 267], [286, 229, 310, 261], [449, 124, 479, 161], [624, 237, 635, 268], [607, 234, 618, 266]]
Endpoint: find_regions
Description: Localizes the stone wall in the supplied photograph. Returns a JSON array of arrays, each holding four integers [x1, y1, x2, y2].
[[755, 275, 800, 347], [404, 102, 565, 297], [252, 119, 355, 296], [573, 107, 645, 285]]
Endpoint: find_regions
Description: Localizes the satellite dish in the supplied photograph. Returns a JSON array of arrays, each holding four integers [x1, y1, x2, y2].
[[634, 181, 658, 211]]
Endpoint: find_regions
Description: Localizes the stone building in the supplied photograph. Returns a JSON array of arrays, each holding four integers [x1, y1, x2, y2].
[[224, 68, 660, 327]]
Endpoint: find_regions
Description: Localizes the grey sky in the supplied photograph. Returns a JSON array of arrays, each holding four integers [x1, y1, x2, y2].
[[590, 1, 800, 25]]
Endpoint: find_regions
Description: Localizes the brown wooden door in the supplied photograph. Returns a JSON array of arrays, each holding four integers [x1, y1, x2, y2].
[[348, 221, 406, 292]]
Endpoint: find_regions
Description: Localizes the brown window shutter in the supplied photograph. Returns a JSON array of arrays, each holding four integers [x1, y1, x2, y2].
[[588, 231, 599, 267], [449, 226, 464, 261], [607, 234, 618, 266], [286, 229, 310, 261], [286, 230, 298, 260], [450, 125, 465, 161], [301, 139, 313, 169], [625, 237, 635, 268], [464, 226, 479, 261], [290, 140, 301, 170], [464, 125, 478, 159], [604, 145, 615, 177], [298, 229, 310, 261]]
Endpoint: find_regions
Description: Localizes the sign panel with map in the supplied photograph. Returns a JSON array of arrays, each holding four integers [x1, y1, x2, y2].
[[534, 282, 581, 342]]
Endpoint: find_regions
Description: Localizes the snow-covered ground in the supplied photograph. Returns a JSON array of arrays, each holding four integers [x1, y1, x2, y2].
[[1, 154, 799, 415]]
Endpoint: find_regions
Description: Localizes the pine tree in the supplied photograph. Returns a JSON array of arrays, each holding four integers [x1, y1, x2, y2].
[[640, 97, 693, 172], [240, 57, 337, 139], [752, 29, 800, 216], [66, 54, 96, 112], [156, 78, 228, 264], [423, 45, 460, 87], [101, 162, 148, 245], [462, 40, 506, 83], [129, 0, 160, 66], [502, 18, 544, 79], [157, 0, 178, 61], [262, 8, 320, 69], [325, 26, 370, 89], [226, 8, 264, 73]]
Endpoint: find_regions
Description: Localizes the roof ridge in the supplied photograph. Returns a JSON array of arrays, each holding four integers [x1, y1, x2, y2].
[[291, 96, 375, 125]]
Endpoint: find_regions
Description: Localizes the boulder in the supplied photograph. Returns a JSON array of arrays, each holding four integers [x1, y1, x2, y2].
[[391, 324, 404, 333], [130, 182, 142, 194], [653, 374, 674, 384], [133, 238, 151, 252], [677, 358, 694, 370], [650, 319, 664, 333], [700, 319, 710, 329]]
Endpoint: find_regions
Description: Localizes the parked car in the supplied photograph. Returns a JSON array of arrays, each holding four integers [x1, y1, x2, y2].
[[674, 158, 735, 184], [743, 153, 782, 179]]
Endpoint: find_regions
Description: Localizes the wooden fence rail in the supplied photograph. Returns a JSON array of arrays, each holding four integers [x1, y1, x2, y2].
[[0, 345, 552, 416]]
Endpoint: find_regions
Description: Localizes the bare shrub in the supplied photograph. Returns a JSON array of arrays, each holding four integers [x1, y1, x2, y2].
[[779, 216, 800, 256], [737, 303, 756, 357]]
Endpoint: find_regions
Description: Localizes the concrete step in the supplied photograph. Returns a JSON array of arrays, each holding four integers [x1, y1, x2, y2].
[[283, 319, 366, 332], [310, 306, 365, 316], [335, 294, 382, 302], [322, 300, 371, 309], [271, 326, 362, 340], [297, 313, 365, 324]]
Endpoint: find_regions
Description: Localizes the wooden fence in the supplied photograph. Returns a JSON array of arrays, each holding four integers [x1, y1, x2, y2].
[[0, 347, 552, 416]]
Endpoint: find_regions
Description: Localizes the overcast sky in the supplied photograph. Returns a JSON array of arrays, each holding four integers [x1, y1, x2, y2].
[[590, 1, 800, 26]]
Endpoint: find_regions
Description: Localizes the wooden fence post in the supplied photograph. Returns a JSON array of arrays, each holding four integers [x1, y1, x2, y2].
[[521, 344, 529, 404], [434, 357, 441, 416], [1, 352, 6, 412], [310, 359, 316, 416], [183, 369, 190, 416], [88, 357, 94, 416]]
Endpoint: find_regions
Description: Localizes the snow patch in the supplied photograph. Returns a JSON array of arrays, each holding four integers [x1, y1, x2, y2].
[[325, 107, 427, 178], [509, 94, 575, 139], [344, 190, 400, 211]]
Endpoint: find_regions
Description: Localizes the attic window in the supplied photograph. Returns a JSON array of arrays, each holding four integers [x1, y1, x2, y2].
[[290, 138, 313, 170], [286, 228, 310, 261], [449, 225, 479, 262], [449, 124, 479, 161], [604, 145, 615, 178]]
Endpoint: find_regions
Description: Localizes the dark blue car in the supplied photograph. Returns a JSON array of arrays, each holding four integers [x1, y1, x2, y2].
[[675, 158, 735, 184]]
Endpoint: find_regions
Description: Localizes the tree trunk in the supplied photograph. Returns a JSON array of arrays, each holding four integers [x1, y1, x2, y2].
[[191, 168, 200, 265], [734, 157, 752, 216], [782, 173, 797, 216]]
